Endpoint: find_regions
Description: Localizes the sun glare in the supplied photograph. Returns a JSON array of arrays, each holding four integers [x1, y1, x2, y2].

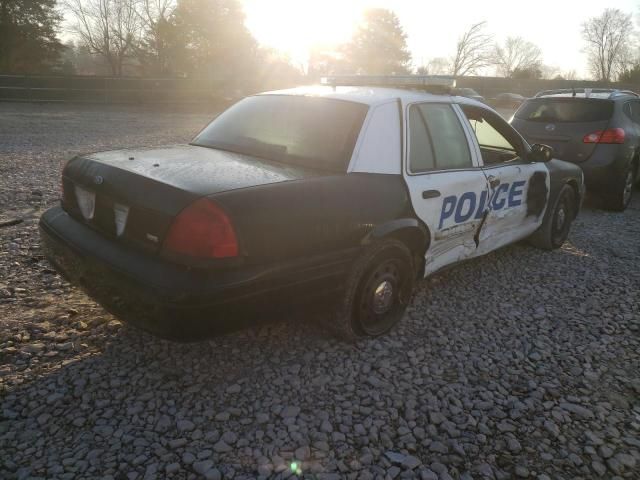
[[243, 0, 366, 65]]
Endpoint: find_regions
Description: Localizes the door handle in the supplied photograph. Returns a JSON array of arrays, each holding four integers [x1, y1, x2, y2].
[[422, 190, 441, 199], [488, 176, 500, 188]]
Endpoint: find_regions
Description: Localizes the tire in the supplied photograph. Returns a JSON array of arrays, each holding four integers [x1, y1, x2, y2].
[[529, 184, 576, 250], [330, 239, 415, 342], [604, 164, 635, 212]]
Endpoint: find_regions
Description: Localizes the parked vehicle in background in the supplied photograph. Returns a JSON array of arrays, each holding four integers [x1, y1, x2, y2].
[[40, 76, 584, 342], [454, 87, 485, 103], [493, 93, 526, 109], [511, 88, 640, 211]]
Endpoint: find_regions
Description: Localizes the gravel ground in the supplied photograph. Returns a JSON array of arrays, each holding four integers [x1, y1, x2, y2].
[[1, 102, 639, 480]]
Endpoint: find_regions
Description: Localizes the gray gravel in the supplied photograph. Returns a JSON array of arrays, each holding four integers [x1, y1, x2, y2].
[[1, 102, 640, 479]]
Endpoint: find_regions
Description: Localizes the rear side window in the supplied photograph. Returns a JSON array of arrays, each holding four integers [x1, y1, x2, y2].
[[408, 103, 472, 172], [515, 98, 614, 123]]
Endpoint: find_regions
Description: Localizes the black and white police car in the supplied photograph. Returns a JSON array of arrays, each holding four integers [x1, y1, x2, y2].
[[40, 75, 585, 341]]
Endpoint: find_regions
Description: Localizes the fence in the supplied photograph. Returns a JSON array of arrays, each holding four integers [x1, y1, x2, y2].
[[0, 74, 233, 105], [1, 73, 639, 104]]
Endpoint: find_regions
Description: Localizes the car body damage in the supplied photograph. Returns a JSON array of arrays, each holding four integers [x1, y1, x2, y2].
[[40, 79, 586, 339], [526, 170, 549, 218]]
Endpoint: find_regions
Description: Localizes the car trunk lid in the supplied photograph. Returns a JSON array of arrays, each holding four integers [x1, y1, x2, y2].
[[62, 144, 318, 254]]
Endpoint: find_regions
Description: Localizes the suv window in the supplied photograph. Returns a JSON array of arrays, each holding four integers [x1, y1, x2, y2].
[[625, 101, 640, 124], [515, 98, 614, 123], [408, 103, 472, 172], [462, 105, 522, 165]]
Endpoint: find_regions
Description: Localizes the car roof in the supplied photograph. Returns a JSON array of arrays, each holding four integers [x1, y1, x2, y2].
[[534, 88, 638, 101], [535, 93, 616, 100], [258, 85, 486, 108]]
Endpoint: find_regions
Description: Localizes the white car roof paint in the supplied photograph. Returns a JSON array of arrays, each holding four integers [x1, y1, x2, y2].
[[259, 85, 488, 109]]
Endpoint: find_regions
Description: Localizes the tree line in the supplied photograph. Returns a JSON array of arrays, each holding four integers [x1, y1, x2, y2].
[[1, 1, 639, 91]]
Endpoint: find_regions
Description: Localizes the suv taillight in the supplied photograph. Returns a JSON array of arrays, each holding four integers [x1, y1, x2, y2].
[[163, 199, 238, 259], [583, 128, 625, 144]]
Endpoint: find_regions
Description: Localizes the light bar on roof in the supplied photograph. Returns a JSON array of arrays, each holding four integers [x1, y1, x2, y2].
[[320, 75, 457, 88]]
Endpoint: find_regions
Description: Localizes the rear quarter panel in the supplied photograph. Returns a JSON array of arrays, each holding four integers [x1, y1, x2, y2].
[[211, 173, 414, 264]]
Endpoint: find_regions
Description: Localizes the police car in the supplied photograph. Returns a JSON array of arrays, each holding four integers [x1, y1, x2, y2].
[[39, 76, 584, 341]]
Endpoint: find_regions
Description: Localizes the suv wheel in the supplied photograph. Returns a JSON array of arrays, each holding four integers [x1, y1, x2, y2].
[[330, 239, 415, 341], [529, 184, 576, 250], [605, 164, 634, 212]]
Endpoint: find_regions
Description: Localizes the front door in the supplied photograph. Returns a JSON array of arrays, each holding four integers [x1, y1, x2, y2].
[[402, 102, 489, 275], [460, 104, 550, 254]]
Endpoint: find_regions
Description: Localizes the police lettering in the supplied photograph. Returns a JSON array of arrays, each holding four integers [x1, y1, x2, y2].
[[439, 180, 526, 229]]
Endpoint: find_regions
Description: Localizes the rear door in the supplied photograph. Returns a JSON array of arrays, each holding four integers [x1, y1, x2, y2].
[[460, 104, 550, 253], [402, 102, 489, 275], [511, 97, 614, 163]]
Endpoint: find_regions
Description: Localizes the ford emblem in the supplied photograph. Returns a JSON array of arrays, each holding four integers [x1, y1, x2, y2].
[[93, 175, 104, 185], [545, 124, 556, 132]]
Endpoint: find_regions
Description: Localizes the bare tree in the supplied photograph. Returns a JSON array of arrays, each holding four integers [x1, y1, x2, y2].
[[135, 0, 176, 74], [66, 0, 142, 76], [494, 37, 542, 77], [428, 57, 451, 75], [582, 9, 634, 81], [451, 21, 493, 77], [563, 70, 579, 81]]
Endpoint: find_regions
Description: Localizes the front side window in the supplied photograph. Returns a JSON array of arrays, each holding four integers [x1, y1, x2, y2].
[[408, 103, 472, 173], [462, 106, 522, 165], [192, 95, 368, 172]]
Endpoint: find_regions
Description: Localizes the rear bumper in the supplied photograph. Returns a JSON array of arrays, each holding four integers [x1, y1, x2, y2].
[[40, 206, 352, 339], [575, 144, 634, 193]]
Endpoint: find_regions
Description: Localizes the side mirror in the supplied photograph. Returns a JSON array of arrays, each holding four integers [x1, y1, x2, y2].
[[530, 143, 554, 163]]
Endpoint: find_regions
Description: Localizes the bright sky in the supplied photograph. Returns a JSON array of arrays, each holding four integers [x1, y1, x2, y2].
[[242, 0, 639, 78]]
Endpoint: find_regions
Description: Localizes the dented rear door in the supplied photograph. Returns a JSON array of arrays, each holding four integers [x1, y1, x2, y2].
[[402, 101, 489, 275]]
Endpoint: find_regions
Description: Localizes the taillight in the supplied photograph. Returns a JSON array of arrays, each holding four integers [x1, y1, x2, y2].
[[163, 199, 239, 259], [583, 128, 625, 144]]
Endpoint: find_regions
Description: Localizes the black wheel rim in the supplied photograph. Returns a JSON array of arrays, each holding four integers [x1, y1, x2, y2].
[[551, 192, 571, 246], [356, 259, 407, 336]]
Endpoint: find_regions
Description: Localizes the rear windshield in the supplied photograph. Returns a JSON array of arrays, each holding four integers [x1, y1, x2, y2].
[[192, 95, 368, 172], [515, 98, 614, 123]]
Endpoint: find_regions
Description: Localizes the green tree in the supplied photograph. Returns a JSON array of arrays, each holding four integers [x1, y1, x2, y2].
[[618, 63, 640, 83], [136, 0, 177, 75], [511, 66, 543, 79], [169, 0, 258, 88], [0, 0, 62, 73], [342, 8, 411, 75], [307, 45, 349, 78]]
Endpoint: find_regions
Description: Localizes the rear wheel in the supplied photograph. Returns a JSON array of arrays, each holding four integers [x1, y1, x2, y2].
[[330, 239, 415, 341], [605, 164, 634, 212], [529, 184, 576, 250]]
